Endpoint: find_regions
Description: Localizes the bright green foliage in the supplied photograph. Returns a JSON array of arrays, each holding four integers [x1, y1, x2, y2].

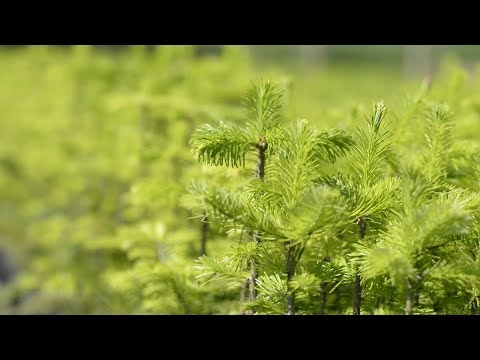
[[3, 46, 480, 315], [245, 80, 285, 135], [420, 104, 454, 182], [191, 122, 252, 167], [323, 102, 400, 224], [190, 69, 480, 314], [191, 81, 355, 314]]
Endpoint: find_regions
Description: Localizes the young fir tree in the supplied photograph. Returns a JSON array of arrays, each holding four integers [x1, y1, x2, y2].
[[190, 80, 287, 308], [189, 80, 353, 314], [4, 47, 480, 315], [323, 102, 400, 314], [352, 104, 480, 314]]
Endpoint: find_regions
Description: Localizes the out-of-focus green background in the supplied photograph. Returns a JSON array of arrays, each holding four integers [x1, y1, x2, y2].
[[1, 45, 479, 314]]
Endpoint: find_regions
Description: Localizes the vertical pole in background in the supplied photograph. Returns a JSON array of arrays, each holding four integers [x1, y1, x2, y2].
[[403, 45, 433, 79], [299, 45, 328, 70], [242, 45, 252, 57]]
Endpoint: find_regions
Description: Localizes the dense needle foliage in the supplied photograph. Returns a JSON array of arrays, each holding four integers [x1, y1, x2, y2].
[[1, 46, 480, 314]]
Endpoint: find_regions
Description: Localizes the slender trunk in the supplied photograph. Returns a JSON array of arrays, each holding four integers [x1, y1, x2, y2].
[[249, 232, 260, 302], [239, 280, 247, 315], [286, 243, 296, 315], [471, 297, 478, 315], [470, 250, 477, 315], [200, 214, 208, 256], [358, 217, 367, 239], [241, 142, 268, 313], [334, 288, 342, 310], [432, 301, 441, 314], [239, 253, 250, 314], [374, 295, 382, 311], [413, 267, 423, 310], [240, 232, 259, 315], [354, 217, 367, 315], [353, 273, 361, 315], [249, 258, 257, 301], [414, 279, 421, 308], [319, 282, 328, 315], [256, 141, 267, 180], [406, 278, 414, 315]]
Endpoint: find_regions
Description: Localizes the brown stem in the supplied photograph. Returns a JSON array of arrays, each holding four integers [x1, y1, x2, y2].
[[248, 232, 259, 303], [286, 245, 295, 315], [414, 273, 422, 308], [333, 287, 342, 310], [353, 217, 367, 315], [319, 282, 328, 315], [256, 140, 267, 181], [374, 295, 382, 311], [240, 140, 268, 313], [410, 260, 424, 312], [239, 280, 247, 315], [353, 272, 361, 315], [249, 259, 257, 302], [406, 278, 414, 315], [200, 214, 208, 256], [240, 232, 259, 315], [285, 241, 303, 315], [358, 217, 367, 239], [471, 297, 478, 315]]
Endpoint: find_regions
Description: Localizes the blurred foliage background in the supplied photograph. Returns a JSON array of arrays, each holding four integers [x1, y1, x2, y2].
[[1, 45, 480, 314]]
